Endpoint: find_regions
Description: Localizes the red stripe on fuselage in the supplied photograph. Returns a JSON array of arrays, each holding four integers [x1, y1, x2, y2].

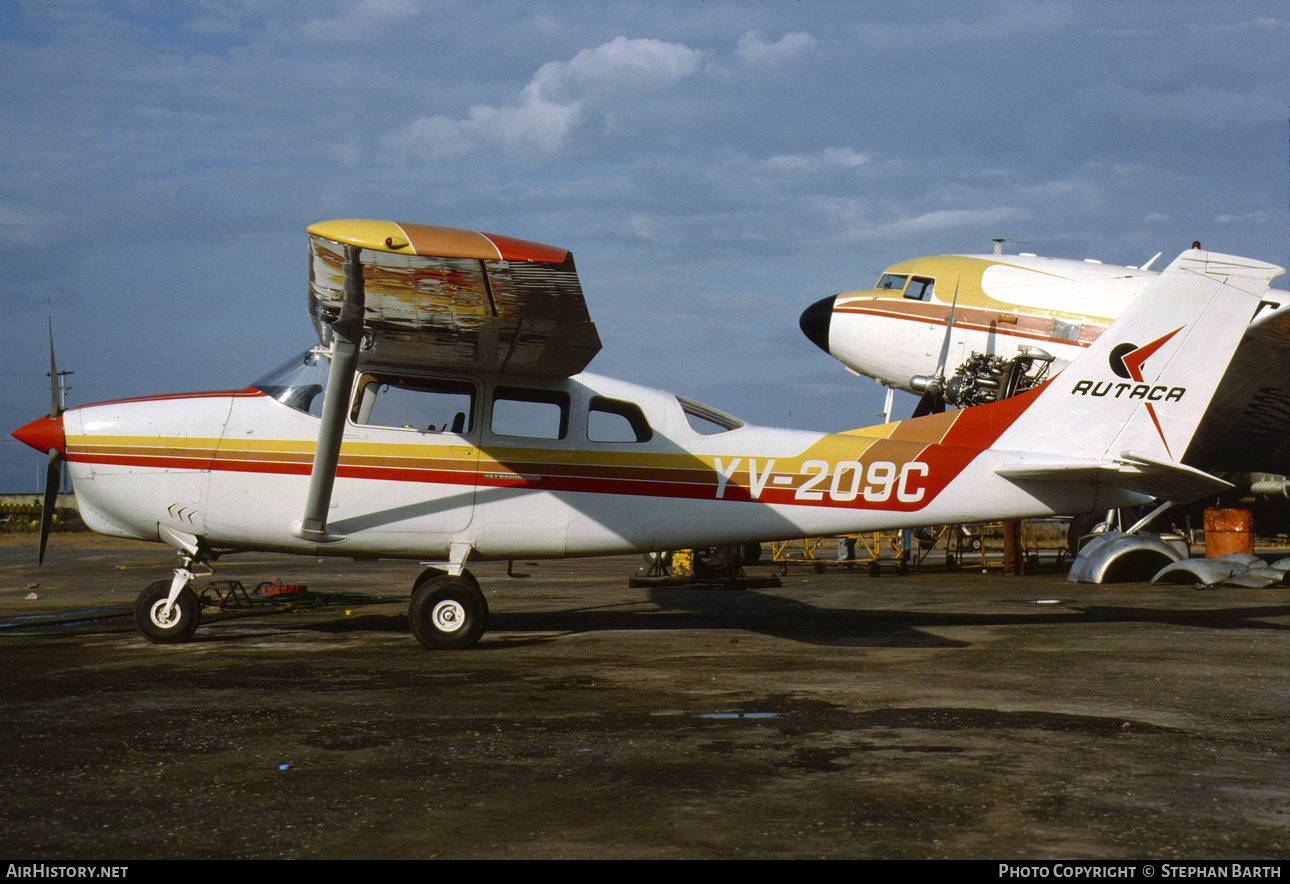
[[74, 388, 267, 409], [832, 303, 1097, 349]]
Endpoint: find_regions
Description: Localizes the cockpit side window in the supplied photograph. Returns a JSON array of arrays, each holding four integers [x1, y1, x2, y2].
[[876, 273, 908, 292], [351, 374, 476, 434], [903, 275, 935, 301], [588, 397, 653, 443]]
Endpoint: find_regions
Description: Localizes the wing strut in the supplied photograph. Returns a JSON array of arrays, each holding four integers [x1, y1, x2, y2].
[[297, 245, 366, 543]]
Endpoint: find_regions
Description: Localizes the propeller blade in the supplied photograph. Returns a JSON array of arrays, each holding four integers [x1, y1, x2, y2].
[[38, 449, 62, 566], [48, 310, 61, 419], [913, 274, 962, 419], [932, 275, 961, 380], [911, 389, 945, 419]]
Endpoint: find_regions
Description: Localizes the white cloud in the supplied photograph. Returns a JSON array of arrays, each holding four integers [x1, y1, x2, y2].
[[867, 208, 1031, 240], [762, 147, 870, 174], [385, 36, 705, 164], [533, 36, 705, 103], [1092, 81, 1285, 128], [301, 0, 418, 42], [734, 31, 815, 67], [1187, 15, 1290, 35], [0, 202, 65, 247], [1216, 210, 1277, 224], [621, 213, 664, 242]]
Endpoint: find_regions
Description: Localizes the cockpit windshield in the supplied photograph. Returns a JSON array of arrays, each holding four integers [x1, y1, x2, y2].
[[252, 347, 331, 415], [875, 272, 934, 301], [677, 396, 743, 434]]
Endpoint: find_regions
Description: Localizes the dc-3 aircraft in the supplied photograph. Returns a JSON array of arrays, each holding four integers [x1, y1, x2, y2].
[[799, 246, 1290, 475], [11, 220, 1278, 649]]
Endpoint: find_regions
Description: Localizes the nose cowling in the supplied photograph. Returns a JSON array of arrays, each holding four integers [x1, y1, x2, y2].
[[13, 413, 65, 456], [799, 295, 836, 354]]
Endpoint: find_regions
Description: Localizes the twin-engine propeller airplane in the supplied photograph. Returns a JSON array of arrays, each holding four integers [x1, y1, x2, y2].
[[11, 221, 1276, 649], [799, 246, 1290, 475]]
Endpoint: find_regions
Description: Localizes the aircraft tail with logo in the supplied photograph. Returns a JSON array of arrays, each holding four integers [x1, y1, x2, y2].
[[986, 248, 1283, 503]]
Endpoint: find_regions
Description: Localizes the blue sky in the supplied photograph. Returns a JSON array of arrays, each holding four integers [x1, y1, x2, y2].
[[2, 0, 1287, 491]]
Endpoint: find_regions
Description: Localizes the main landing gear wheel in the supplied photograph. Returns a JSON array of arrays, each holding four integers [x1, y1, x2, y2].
[[408, 575, 489, 650], [134, 579, 201, 644]]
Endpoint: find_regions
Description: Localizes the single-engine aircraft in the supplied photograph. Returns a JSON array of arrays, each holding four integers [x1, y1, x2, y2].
[[798, 246, 1290, 475], [11, 221, 1277, 649]]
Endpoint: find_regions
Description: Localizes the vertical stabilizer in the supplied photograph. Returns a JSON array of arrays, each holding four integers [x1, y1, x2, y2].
[[990, 249, 1281, 464]]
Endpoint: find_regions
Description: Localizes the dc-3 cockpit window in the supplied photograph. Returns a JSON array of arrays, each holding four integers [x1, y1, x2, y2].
[[903, 275, 934, 301], [252, 347, 332, 416], [352, 374, 476, 434], [875, 273, 935, 301], [677, 396, 743, 435]]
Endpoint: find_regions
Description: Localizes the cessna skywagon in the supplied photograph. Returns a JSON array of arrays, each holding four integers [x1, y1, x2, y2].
[[799, 246, 1289, 474], [11, 221, 1273, 650]]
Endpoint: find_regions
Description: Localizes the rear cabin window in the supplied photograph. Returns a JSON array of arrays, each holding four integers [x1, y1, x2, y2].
[[588, 397, 653, 443], [351, 375, 476, 434], [491, 386, 570, 440]]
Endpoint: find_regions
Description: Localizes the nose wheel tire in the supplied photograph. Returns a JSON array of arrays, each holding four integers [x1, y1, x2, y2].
[[409, 575, 488, 650], [134, 579, 201, 644]]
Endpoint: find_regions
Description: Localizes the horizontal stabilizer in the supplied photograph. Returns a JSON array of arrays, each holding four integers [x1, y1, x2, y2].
[[996, 450, 1231, 504]]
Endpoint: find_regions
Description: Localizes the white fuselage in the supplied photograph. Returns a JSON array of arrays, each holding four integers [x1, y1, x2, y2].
[[822, 254, 1160, 391], [57, 365, 1145, 563]]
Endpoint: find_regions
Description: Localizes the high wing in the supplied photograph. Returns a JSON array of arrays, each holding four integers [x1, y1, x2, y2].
[[299, 220, 600, 541], [308, 220, 601, 377]]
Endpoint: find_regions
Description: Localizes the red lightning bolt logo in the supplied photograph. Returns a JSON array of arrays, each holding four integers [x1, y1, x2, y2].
[[1113, 327, 1183, 456]]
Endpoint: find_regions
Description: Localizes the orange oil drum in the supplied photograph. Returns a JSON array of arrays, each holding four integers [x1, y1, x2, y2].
[[1203, 507, 1253, 557]]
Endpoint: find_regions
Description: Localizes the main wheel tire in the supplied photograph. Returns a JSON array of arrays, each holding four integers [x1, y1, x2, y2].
[[408, 576, 488, 650], [134, 579, 201, 644]]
